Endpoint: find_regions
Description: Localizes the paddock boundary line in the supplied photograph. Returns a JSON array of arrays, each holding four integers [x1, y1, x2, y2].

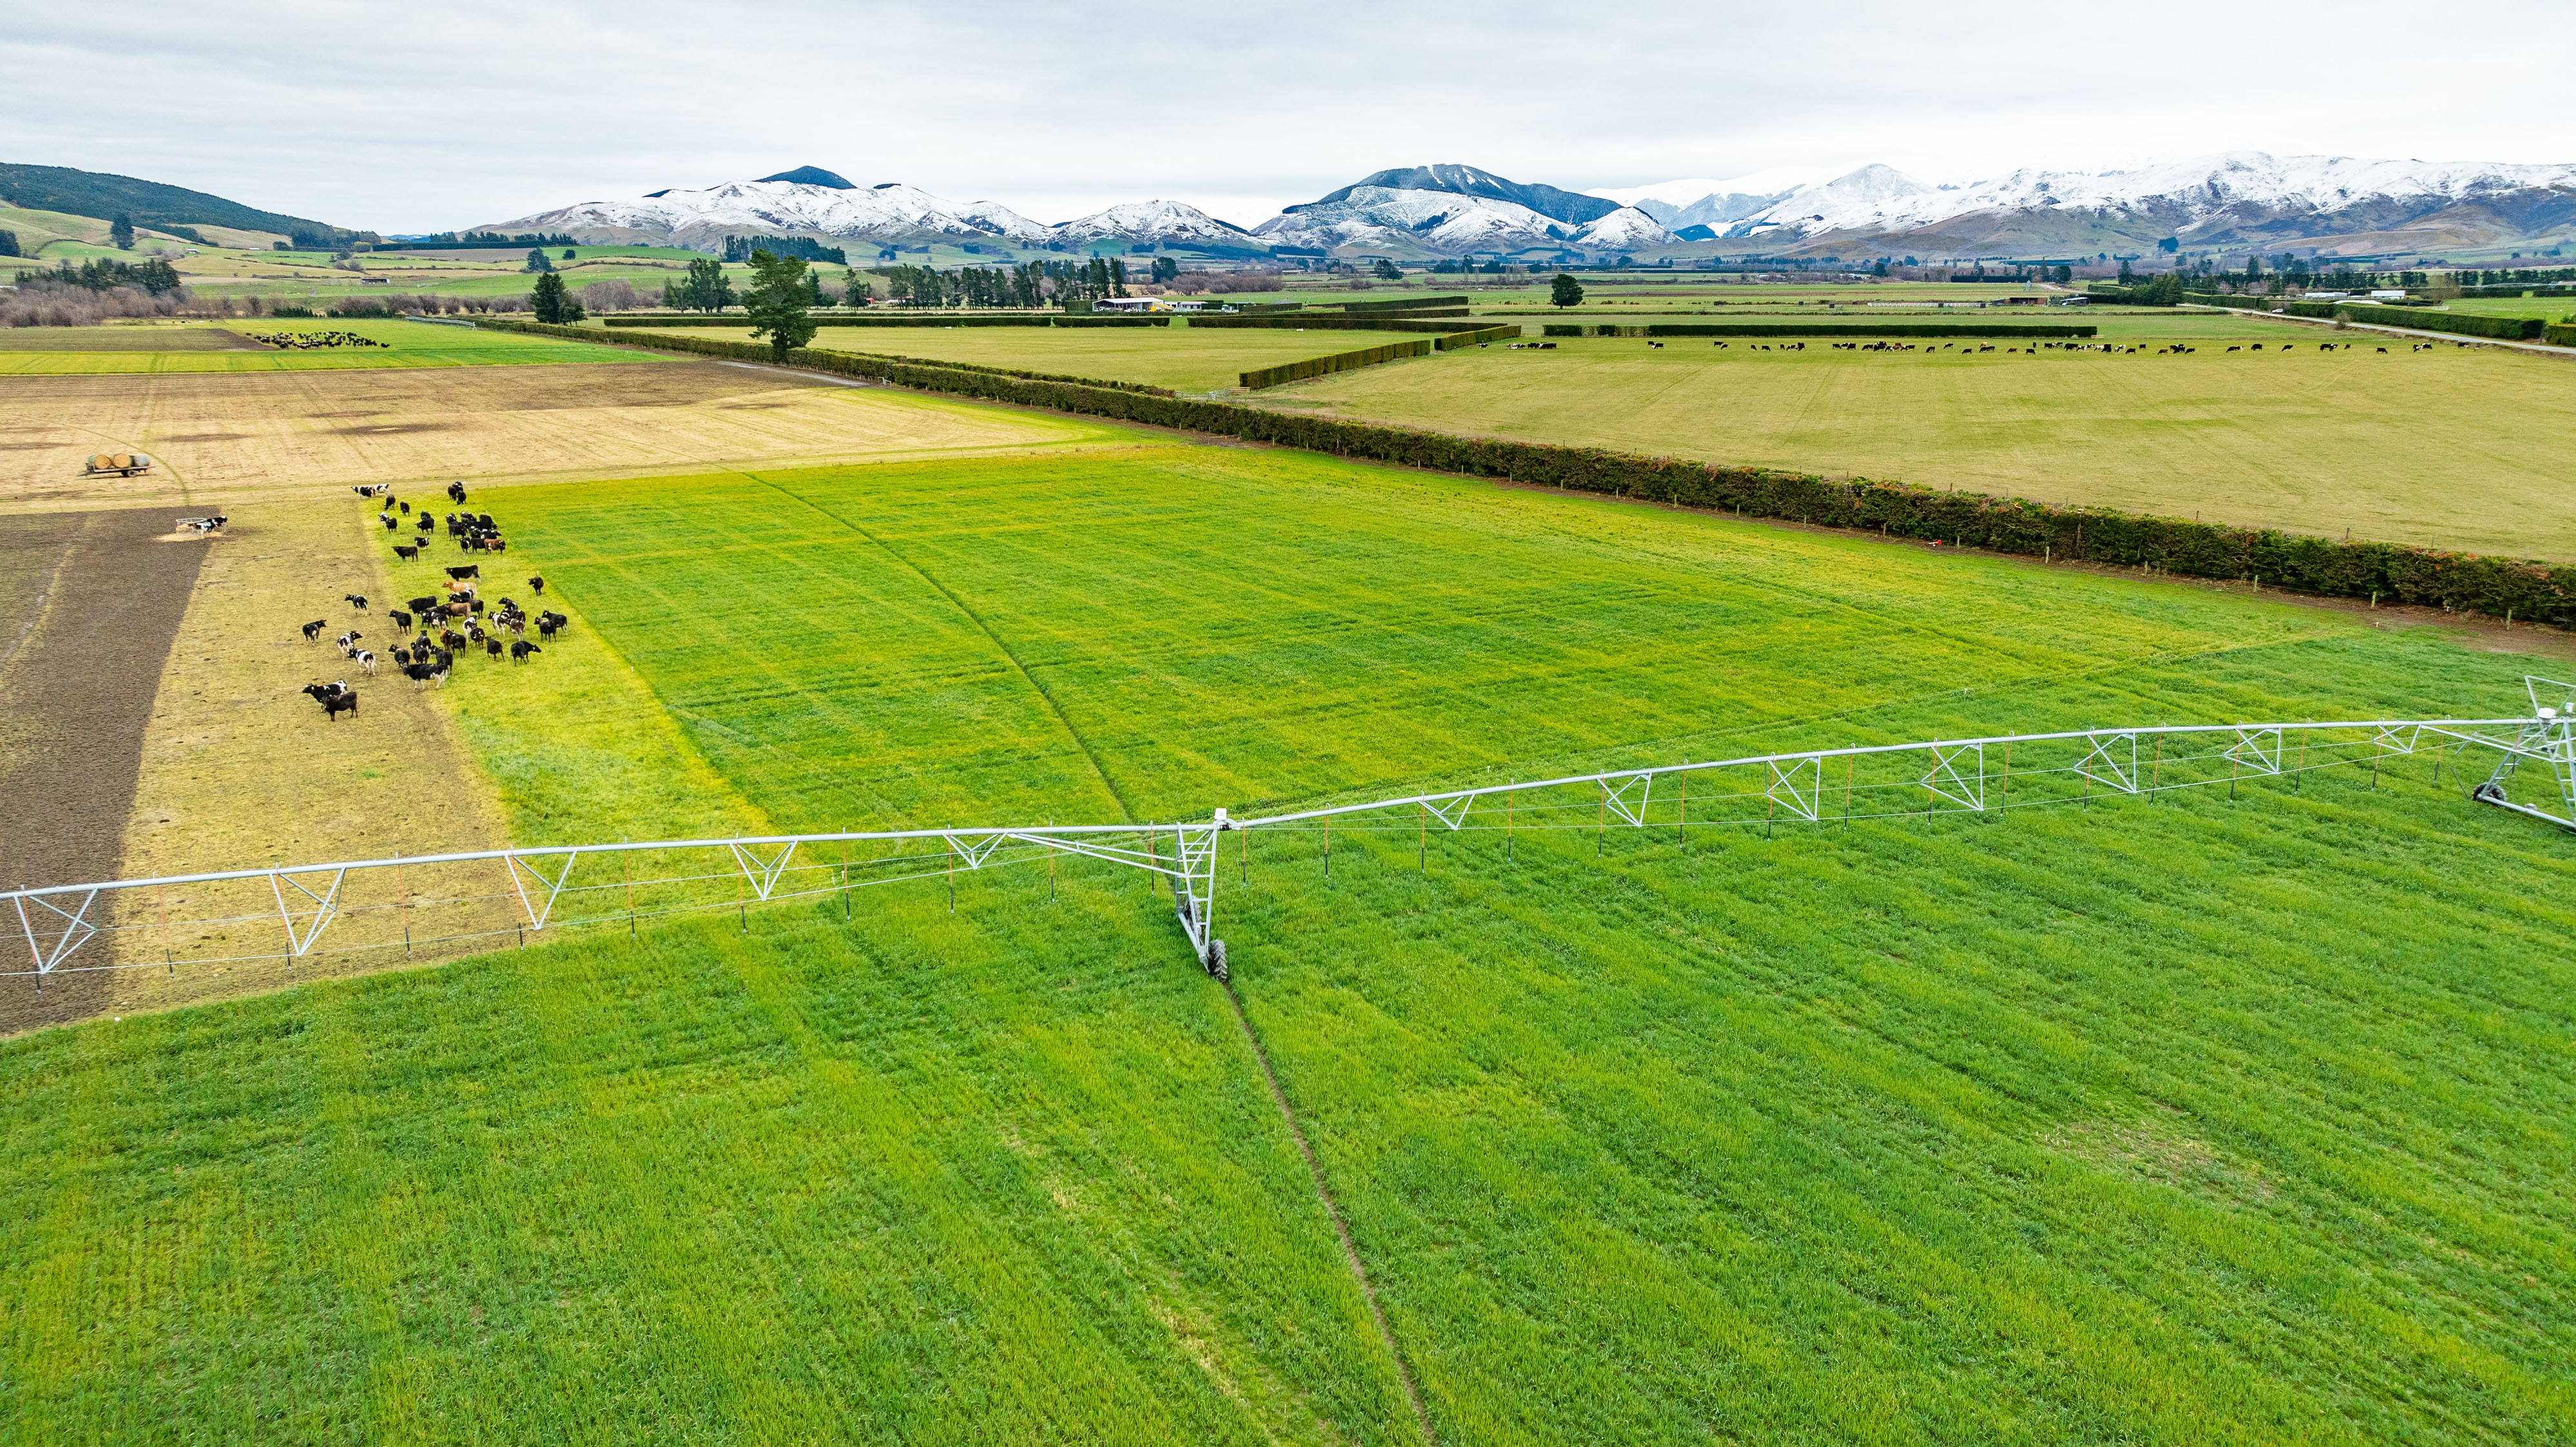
[[12, 683, 2575, 986]]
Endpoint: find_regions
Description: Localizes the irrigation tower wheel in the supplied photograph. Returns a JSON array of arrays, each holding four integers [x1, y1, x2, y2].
[[1205, 939, 1229, 983]]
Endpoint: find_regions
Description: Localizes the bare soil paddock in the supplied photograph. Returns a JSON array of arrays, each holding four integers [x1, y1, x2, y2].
[[0, 359, 1101, 513], [0, 509, 206, 1029]]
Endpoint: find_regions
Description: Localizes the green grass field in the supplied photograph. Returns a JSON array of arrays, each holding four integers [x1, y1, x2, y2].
[[1263, 323, 2576, 559], [0, 319, 661, 374], [6, 444, 2571, 1442], [621, 321, 1434, 392]]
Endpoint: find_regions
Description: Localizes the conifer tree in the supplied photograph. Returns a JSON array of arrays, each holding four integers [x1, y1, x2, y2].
[[744, 249, 818, 361]]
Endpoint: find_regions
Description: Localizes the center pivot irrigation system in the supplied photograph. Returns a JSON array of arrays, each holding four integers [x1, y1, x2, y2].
[[14, 681, 2576, 990]]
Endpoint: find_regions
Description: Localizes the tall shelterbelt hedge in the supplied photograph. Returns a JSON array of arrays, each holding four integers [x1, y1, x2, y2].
[[1433, 326, 1519, 350], [1238, 337, 1431, 389], [602, 314, 1169, 329], [477, 318, 2576, 623], [1340, 294, 1470, 312], [1189, 316, 1487, 333], [2280, 302, 2542, 340]]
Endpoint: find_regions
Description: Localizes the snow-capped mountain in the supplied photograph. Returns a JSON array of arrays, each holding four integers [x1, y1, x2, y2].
[[1255, 185, 1575, 255], [1254, 166, 1695, 256], [1570, 206, 1678, 249], [1687, 152, 2576, 254], [480, 176, 1052, 251], [478, 152, 2576, 264], [1297, 165, 1620, 226], [1049, 200, 1259, 251], [1587, 169, 1826, 231]]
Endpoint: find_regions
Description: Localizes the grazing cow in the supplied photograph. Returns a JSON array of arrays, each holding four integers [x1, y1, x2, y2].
[[528, 575, 545, 595], [301, 683, 358, 720], [467, 621, 487, 643], [448, 565, 480, 580], [440, 628, 466, 654], [301, 618, 329, 642], [486, 636, 506, 659], [345, 594, 367, 610], [392, 645, 412, 667], [511, 640, 541, 663], [336, 630, 363, 656], [401, 661, 443, 688], [393, 544, 419, 562], [354, 649, 376, 672], [381, 515, 398, 531], [416, 515, 434, 531], [407, 594, 437, 614], [448, 480, 467, 503], [387, 609, 412, 630]]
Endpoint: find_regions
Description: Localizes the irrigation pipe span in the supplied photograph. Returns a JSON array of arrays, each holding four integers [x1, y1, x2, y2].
[[14, 683, 2576, 988]]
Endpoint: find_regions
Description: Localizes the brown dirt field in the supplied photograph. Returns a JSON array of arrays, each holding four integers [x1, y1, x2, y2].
[[0, 359, 1102, 513], [0, 325, 251, 352], [1, 498, 525, 1035], [0, 508, 209, 1030]]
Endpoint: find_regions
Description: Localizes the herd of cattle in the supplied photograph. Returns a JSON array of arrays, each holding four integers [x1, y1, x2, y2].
[[299, 480, 571, 721]]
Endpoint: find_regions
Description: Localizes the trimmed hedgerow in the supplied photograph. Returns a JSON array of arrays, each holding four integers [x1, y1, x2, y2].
[[1239, 338, 1432, 390], [1340, 294, 1469, 312], [1434, 326, 1520, 350], [474, 317, 2576, 623], [602, 313, 1168, 329], [2280, 303, 2541, 340], [1644, 322, 2098, 338], [1189, 316, 1489, 333], [2548, 323, 2576, 348]]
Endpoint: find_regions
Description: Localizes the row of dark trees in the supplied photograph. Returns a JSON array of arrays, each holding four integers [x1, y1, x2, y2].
[[873, 258, 1131, 308], [13, 257, 186, 296], [722, 235, 846, 264]]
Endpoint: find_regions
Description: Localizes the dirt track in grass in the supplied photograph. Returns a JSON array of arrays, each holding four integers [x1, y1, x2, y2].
[[0, 508, 207, 1030]]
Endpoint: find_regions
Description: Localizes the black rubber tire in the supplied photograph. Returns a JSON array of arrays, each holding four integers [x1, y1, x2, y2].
[[1205, 939, 1229, 983]]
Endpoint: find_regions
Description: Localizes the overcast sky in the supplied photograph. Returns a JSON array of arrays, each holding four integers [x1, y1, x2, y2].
[[6, 1, 2570, 233]]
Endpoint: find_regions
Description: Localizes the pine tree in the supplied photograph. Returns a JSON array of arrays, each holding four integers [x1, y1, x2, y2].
[[531, 270, 583, 323], [524, 248, 553, 274], [110, 214, 135, 249], [677, 257, 732, 312], [1549, 272, 1584, 308], [743, 249, 818, 361]]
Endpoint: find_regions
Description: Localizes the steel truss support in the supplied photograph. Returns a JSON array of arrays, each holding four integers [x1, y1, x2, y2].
[[2074, 733, 2139, 795], [2474, 680, 2576, 829], [506, 852, 580, 931], [2226, 726, 2284, 776], [270, 869, 348, 957], [1766, 757, 1822, 822], [1168, 812, 1227, 981], [15, 887, 100, 978], [1602, 774, 1653, 828], [1923, 744, 1987, 810]]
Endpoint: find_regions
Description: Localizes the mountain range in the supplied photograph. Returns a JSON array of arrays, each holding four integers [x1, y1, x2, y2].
[[467, 152, 2576, 262]]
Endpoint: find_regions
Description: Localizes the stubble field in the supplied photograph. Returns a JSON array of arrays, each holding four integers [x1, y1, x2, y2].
[[5, 442, 2570, 1443], [0, 359, 1117, 511]]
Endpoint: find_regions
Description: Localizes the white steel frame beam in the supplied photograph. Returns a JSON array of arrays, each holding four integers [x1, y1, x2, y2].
[[6, 698, 2568, 981]]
